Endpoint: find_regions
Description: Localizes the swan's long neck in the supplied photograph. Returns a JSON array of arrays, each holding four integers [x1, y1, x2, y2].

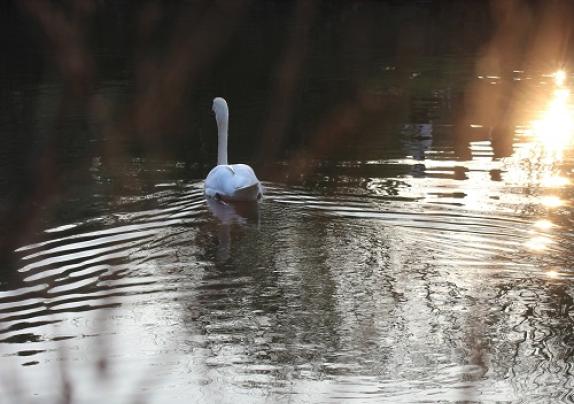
[[217, 112, 229, 166]]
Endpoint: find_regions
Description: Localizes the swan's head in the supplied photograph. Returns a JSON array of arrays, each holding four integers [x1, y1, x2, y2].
[[212, 97, 229, 127]]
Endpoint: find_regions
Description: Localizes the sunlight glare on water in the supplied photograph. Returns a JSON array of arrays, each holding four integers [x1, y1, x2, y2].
[[533, 219, 556, 230], [528, 70, 574, 151]]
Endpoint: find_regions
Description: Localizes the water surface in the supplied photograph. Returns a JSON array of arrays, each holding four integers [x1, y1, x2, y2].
[[2, 1, 574, 403]]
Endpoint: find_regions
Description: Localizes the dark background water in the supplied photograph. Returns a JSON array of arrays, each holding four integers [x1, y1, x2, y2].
[[2, 1, 574, 402]]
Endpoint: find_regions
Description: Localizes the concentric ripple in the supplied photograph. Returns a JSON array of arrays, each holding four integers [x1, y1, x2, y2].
[[1, 143, 574, 403], [0, 160, 572, 402]]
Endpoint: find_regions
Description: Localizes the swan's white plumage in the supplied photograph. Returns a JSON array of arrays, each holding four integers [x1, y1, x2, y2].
[[204, 97, 262, 201]]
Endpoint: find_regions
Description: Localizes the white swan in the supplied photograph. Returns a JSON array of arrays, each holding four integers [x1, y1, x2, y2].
[[204, 97, 262, 201]]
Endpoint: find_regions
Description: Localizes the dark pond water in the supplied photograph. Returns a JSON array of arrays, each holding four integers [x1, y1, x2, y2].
[[2, 1, 574, 403]]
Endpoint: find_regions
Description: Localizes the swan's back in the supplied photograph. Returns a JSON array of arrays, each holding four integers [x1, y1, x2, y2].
[[205, 164, 261, 201]]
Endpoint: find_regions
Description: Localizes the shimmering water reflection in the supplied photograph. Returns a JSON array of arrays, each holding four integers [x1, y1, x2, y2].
[[3, 68, 574, 403]]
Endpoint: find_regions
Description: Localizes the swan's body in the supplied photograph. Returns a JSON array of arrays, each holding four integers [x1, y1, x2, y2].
[[204, 97, 262, 201], [205, 163, 261, 201]]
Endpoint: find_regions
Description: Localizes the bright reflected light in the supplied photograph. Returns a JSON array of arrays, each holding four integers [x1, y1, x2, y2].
[[541, 175, 570, 187], [554, 70, 566, 86], [533, 219, 555, 230], [530, 90, 574, 149], [525, 236, 552, 251], [541, 195, 564, 208], [546, 269, 560, 279], [528, 70, 574, 150]]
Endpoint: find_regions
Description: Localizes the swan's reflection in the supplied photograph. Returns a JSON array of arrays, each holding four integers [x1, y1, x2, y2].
[[401, 123, 433, 177], [206, 198, 260, 262]]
